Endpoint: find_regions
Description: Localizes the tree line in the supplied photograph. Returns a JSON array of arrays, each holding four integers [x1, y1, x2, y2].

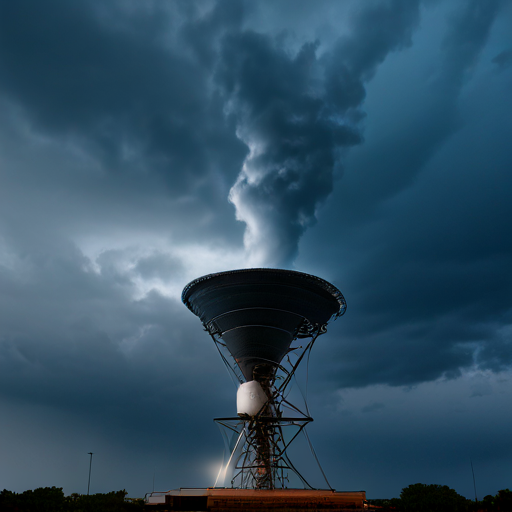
[[368, 483, 512, 512], [0, 488, 143, 512], [0, 483, 511, 512]]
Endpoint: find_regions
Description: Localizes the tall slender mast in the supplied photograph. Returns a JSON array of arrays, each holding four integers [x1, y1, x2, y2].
[[87, 452, 94, 495]]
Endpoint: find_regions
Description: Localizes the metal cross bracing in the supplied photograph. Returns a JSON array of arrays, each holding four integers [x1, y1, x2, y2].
[[208, 322, 332, 491], [214, 414, 316, 490]]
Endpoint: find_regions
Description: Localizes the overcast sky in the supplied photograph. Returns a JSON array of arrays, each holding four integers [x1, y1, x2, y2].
[[0, 0, 511, 500]]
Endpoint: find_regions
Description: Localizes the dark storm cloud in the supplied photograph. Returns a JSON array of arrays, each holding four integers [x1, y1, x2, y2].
[[0, 0, 246, 193], [313, 377, 512, 497], [0, 2, 252, 494], [314, 142, 512, 387], [220, 0, 420, 267], [336, 0, 504, 220], [301, 0, 511, 388], [0, 226, 230, 492], [332, 0, 420, 82], [0, 0, 252, 252]]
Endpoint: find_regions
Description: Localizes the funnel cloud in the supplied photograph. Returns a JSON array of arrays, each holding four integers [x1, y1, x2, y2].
[[222, 0, 420, 267]]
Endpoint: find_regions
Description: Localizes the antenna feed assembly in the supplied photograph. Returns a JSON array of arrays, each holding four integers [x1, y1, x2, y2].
[[182, 268, 346, 490]]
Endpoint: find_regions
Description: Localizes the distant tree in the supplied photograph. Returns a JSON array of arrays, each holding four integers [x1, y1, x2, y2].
[[0, 489, 17, 511], [399, 483, 470, 512], [0, 488, 143, 512], [388, 497, 402, 509], [365, 497, 401, 510], [28, 486, 66, 511], [0, 487, 66, 512], [495, 489, 512, 512], [367, 498, 392, 507], [124, 497, 144, 510], [481, 494, 496, 511], [477, 489, 512, 512], [65, 490, 143, 512]]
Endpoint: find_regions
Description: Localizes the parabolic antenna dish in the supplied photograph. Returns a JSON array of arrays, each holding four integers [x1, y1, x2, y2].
[[182, 268, 345, 381]]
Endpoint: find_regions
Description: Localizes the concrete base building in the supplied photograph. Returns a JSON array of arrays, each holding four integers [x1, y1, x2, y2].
[[145, 488, 367, 511]]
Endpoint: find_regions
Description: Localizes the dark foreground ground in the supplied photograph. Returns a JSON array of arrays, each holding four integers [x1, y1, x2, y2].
[[0, 484, 510, 512]]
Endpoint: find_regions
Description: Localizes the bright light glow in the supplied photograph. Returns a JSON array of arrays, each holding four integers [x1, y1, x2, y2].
[[213, 462, 225, 488], [203, 459, 226, 487]]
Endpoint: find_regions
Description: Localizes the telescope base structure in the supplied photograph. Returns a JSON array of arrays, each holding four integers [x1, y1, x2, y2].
[[145, 488, 367, 511], [214, 414, 315, 490]]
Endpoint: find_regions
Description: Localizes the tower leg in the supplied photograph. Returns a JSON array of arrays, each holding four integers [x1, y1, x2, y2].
[[252, 364, 276, 489]]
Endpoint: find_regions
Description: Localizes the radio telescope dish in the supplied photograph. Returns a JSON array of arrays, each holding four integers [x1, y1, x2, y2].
[[182, 268, 345, 382]]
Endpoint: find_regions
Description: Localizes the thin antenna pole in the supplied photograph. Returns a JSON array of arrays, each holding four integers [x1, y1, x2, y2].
[[87, 452, 94, 495], [470, 458, 478, 502]]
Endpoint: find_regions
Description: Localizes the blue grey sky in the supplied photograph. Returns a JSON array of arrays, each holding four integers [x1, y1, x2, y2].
[[0, 0, 511, 500]]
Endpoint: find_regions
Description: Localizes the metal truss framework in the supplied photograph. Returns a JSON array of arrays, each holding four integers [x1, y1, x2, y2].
[[207, 320, 333, 491]]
